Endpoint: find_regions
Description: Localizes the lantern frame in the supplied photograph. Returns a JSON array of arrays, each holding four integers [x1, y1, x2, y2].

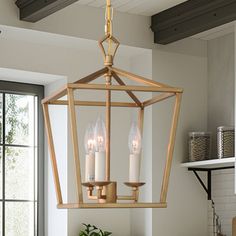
[[42, 65, 183, 209]]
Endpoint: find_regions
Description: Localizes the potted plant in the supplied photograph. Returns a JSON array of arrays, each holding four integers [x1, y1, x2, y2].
[[79, 223, 112, 236]]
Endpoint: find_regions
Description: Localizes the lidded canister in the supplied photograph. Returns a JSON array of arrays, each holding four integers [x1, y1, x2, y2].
[[189, 132, 211, 162], [217, 126, 235, 159]]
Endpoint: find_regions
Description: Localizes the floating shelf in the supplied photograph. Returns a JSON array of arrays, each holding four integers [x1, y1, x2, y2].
[[181, 157, 235, 200], [181, 157, 235, 170]]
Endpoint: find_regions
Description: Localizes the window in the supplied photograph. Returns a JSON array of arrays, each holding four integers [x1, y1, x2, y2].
[[0, 81, 44, 236]]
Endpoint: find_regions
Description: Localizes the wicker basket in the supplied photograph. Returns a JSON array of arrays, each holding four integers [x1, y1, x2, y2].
[[189, 132, 211, 162], [217, 126, 235, 159]]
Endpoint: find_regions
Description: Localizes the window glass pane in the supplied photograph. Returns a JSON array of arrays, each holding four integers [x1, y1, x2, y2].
[[5, 94, 34, 145], [0, 202, 2, 236], [5, 147, 34, 200], [34, 202, 37, 235], [34, 97, 38, 202], [6, 202, 34, 236], [0, 94, 2, 144]]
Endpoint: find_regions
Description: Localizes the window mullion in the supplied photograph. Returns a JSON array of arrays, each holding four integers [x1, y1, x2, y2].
[[2, 93, 5, 236], [34, 96, 36, 236]]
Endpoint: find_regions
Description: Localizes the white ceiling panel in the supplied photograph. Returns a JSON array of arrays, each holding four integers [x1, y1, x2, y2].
[[89, 0, 106, 7], [75, 0, 187, 16], [192, 22, 236, 40]]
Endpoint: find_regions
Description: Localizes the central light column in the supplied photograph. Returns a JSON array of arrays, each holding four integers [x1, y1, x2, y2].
[[105, 72, 111, 182]]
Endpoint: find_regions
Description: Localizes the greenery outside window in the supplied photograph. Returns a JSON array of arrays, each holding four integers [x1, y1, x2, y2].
[[0, 81, 44, 236]]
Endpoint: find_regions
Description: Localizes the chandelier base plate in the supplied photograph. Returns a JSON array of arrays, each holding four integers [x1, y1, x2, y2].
[[82, 182, 94, 188], [83, 181, 146, 203], [87, 181, 112, 187], [124, 182, 145, 188]]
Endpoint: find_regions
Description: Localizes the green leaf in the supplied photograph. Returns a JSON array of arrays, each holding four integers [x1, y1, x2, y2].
[[79, 231, 88, 236], [82, 223, 90, 234], [80, 224, 112, 236], [104, 232, 112, 236], [90, 232, 100, 236]]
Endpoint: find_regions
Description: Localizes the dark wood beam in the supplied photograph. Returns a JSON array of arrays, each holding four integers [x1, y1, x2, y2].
[[151, 0, 236, 45], [15, 0, 79, 22]]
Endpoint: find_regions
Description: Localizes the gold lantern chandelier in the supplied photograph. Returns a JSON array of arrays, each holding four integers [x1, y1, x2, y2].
[[42, 0, 183, 209]]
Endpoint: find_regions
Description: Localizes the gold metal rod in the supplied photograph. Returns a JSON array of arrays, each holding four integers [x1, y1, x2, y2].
[[75, 67, 108, 84], [138, 107, 144, 185], [106, 0, 112, 55], [42, 104, 63, 204], [106, 0, 111, 19], [138, 108, 144, 136], [42, 85, 67, 104], [111, 36, 120, 58], [49, 100, 139, 108], [57, 202, 168, 209], [67, 88, 83, 203], [68, 83, 183, 93], [143, 93, 175, 107], [87, 188, 98, 200], [105, 75, 111, 181], [99, 37, 107, 61], [117, 196, 136, 201], [111, 67, 172, 88], [97, 187, 103, 199], [88, 195, 98, 200], [112, 72, 142, 107], [133, 187, 139, 202], [160, 93, 182, 203]]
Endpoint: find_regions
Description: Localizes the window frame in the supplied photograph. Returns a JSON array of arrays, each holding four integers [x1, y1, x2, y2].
[[0, 80, 44, 236]]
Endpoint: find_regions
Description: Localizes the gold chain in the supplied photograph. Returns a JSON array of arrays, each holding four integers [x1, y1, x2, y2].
[[105, 0, 113, 55], [105, 0, 113, 36], [99, 0, 119, 66]]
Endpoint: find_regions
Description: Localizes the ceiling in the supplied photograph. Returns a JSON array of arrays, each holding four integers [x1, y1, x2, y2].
[[192, 22, 235, 41], [75, 0, 187, 16], [0, 68, 66, 85]]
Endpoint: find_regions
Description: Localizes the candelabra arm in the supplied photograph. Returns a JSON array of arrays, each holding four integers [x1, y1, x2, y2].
[[87, 187, 98, 200]]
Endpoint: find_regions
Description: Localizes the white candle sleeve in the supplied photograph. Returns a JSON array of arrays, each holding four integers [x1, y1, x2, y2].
[[129, 154, 140, 182], [95, 151, 106, 181], [85, 153, 95, 182]]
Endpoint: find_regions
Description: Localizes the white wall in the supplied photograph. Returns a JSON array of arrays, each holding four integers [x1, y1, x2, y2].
[[207, 33, 235, 158], [45, 79, 68, 236], [152, 48, 208, 236], [207, 33, 235, 236], [129, 51, 153, 236]]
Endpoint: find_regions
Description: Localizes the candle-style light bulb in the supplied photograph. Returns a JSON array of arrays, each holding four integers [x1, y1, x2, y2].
[[129, 122, 142, 155], [84, 124, 95, 154], [128, 122, 142, 183], [94, 116, 106, 181], [94, 116, 106, 152], [84, 124, 95, 182]]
